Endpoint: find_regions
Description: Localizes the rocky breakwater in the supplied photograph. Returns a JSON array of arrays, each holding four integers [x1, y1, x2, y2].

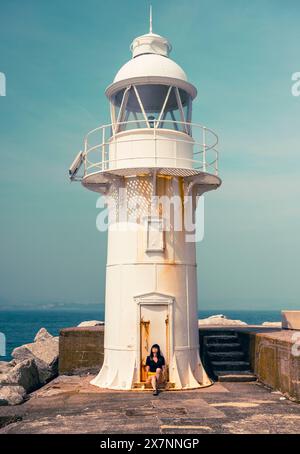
[[0, 328, 58, 406], [198, 314, 248, 326]]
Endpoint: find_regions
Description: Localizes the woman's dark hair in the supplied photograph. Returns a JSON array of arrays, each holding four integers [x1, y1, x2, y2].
[[150, 344, 162, 359]]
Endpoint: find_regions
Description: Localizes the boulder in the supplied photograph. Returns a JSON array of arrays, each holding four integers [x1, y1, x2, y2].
[[77, 320, 104, 327], [262, 321, 282, 327], [0, 385, 26, 406], [0, 359, 40, 393], [0, 361, 14, 373], [198, 314, 247, 326], [12, 328, 59, 384], [34, 327, 53, 342]]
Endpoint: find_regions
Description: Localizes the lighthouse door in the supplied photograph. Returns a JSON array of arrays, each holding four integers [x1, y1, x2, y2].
[[140, 304, 169, 382]]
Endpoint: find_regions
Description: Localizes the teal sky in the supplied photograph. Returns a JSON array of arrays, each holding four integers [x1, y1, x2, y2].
[[0, 0, 299, 310]]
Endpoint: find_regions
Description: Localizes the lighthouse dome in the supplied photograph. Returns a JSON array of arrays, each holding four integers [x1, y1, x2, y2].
[[113, 32, 187, 83], [113, 53, 188, 83], [106, 31, 197, 100]]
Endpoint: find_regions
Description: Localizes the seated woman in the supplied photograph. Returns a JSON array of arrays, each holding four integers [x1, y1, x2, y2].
[[145, 344, 166, 396]]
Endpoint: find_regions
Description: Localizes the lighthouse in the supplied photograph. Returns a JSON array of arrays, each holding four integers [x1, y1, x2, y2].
[[69, 12, 221, 390]]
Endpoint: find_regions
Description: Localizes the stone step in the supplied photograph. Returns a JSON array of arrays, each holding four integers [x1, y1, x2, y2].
[[211, 361, 250, 371], [204, 335, 238, 344], [215, 371, 257, 382], [207, 342, 242, 352], [133, 382, 176, 390], [201, 329, 239, 335], [208, 351, 245, 361]]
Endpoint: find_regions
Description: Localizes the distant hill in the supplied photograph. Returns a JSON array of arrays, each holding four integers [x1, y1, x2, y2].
[[0, 301, 105, 311]]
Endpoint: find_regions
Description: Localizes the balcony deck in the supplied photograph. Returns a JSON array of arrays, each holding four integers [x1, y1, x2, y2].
[[69, 120, 221, 192]]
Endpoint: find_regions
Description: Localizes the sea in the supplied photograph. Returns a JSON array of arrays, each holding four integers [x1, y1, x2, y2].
[[0, 309, 282, 362]]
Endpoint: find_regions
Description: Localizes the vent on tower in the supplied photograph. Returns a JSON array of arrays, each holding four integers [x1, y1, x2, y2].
[[131, 33, 172, 58]]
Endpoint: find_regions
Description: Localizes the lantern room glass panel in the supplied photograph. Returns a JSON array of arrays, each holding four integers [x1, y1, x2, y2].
[[110, 85, 192, 134]]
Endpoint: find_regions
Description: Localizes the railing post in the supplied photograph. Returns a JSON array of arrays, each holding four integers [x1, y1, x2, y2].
[[203, 127, 207, 172], [102, 127, 105, 171], [215, 150, 219, 176], [84, 138, 87, 176], [154, 120, 157, 167]]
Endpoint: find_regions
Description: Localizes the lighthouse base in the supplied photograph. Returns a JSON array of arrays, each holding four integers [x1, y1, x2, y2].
[[90, 347, 212, 391]]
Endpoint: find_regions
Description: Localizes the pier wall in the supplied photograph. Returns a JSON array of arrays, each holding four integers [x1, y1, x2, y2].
[[249, 329, 300, 402]]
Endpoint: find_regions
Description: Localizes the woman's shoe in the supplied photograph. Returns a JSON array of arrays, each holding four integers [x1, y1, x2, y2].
[[153, 389, 158, 396]]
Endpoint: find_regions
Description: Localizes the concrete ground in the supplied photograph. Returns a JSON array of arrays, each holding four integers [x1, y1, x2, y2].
[[1, 375, 300, 434]]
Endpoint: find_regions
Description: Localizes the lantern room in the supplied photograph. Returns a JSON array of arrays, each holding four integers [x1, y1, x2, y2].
[[106, 32, 196, 135], [70, 24, 219, 191]]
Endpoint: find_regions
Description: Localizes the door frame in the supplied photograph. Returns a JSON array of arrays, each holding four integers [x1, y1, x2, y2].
[[134, 292, 174, 383]]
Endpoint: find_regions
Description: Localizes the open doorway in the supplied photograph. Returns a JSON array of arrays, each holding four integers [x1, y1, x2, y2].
[[140, 304, 170, 382], [135, 292, 174, 385]]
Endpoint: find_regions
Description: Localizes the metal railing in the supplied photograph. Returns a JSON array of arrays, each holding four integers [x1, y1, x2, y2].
[[82, 119, 219, 177]]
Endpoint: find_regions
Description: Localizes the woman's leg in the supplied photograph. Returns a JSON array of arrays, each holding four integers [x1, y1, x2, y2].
[[153, 368, 162, 389], [150, 375, 157, 390], [156, 368, 162, 383]]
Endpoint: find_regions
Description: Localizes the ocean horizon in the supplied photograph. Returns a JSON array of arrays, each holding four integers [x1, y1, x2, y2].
[[0, 308, 282, 362]]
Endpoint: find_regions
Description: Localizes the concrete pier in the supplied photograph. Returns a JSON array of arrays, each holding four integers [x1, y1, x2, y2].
[[1, 375, 300, 434], [1, 324, 299, 434]]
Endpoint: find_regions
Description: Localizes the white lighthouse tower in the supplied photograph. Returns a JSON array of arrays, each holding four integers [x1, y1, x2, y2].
[[69, 12, 221, 390]]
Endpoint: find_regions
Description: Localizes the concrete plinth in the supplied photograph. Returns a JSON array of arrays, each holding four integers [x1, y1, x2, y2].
[[59, 326, 104, 375]]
